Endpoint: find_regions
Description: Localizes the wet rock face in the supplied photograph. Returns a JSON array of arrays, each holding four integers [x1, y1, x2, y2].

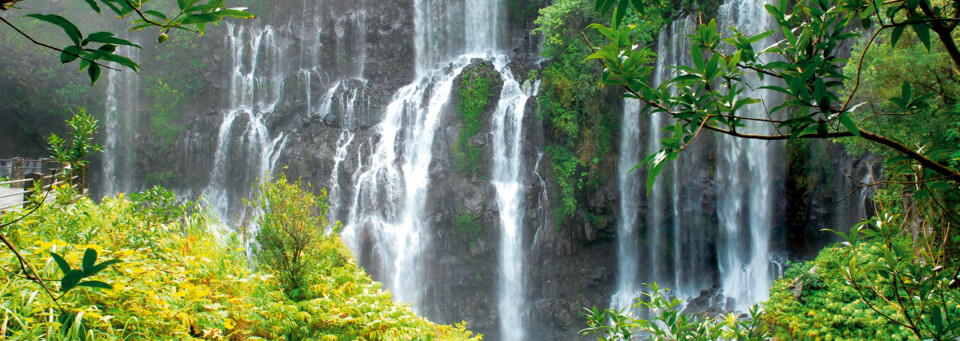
[[422, 58, 504, 338]]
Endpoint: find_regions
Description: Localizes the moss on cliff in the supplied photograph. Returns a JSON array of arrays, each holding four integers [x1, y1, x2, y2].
[[454, 62, 498, 177]]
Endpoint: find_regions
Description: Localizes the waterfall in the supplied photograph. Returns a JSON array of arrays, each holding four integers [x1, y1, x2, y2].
[[203, 24, 289, 223], [344, 59, 469, 307], [612, 18, 700, 311], [614, 1, 783, 311], [491, 58, 539, 340], [664, 16, 710, 301], [101, 36, 141, 196], [715, 0, 784, 311], [612, 97, 642, 311], [341, 1, 536, 338], [204, 3, 369, 224]]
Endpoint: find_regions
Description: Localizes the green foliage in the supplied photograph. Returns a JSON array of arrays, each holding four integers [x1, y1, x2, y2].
[[144, 76, 185, 152], [50, 248, 123, 294], [454, 65, 495, 177], [6, 0, 254, 84], [250, 174, 340, 301], [589, 0, 960, 191], [581, 283, 769, 340], [454, 213, 482, 245], [839, 26, 960, 220], [0, 183, 479, 340], [547, 145, 580, 222], [129, 185, 189, 223], [535, 0, 665, 223], [46, 108, 102, 175], [767, 209, 960, 340], [765, 242, 915, 340]]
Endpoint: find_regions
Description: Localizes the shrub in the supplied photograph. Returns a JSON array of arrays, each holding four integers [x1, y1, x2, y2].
[[581, 283, 769, 340], [249, 174, 339, 301]]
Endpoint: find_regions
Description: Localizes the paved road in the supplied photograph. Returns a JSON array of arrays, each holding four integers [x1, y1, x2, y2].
[[0, 187, 25, 212]]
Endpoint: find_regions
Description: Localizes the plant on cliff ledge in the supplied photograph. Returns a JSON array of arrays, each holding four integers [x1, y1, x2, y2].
[[535, 0, 669, 225], [454, 65, 495, 177]]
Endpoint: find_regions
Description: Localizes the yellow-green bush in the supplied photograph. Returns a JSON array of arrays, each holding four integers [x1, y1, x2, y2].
[[0, 183, 479, 340], [763, 233, 957, 340]]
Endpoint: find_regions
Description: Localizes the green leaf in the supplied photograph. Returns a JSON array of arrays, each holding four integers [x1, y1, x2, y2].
[[60, 269, 84, 293], [891, 25, 905, 47], [747, 30, 775, 44], [86, 259, 123, 276], [598, 0, 617, 15], [759, 85, 792, 95], [180, 13, 220, 25], [630, 0, 645, 14], [691, 45, 705, 73], [91, 51, 140, 72], [838, 113, 860, 137], [97, 44, 117, 54], [614, 0, 629, 28], [83, 31, 141, 48], [82, 248, 97, 274], [99, 0, 124, 15], [60, 45, 82, 63], [143, 10, 168, 20], [901, 81, 912, 102], [88, 63, 102, 84], [50, 252, 71, 274], [178, 0, 195, 11], [25, 14, 83, 46], [704, 52, 720, 80], [911, 23, 931, 50], [129, 22, 155, 31], [82, 0, 101, 13], [944, 320, 960, 333], [212, 9, 255, 19], [77, 281, 112, 290]]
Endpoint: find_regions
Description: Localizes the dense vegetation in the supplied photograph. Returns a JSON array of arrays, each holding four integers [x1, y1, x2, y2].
[[534, 0, 642, 227], [580, 0, 960, 337], [0, 180, 478, 339]]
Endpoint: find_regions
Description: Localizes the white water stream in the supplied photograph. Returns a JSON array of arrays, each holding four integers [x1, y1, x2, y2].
[[101, 36, 141, 196], [614, 0, 786, 312]]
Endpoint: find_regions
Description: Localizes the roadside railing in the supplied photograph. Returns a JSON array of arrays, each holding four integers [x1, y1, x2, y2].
[[0, 158, 86, 212]]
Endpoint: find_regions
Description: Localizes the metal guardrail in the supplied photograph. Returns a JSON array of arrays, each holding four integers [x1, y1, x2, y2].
[[0, 157, 86, 212], [0, 158, 61, 186], [0, 174, 81, 212]]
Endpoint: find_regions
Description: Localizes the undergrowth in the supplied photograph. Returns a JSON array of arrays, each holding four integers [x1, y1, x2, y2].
[[0, 182, 479, 340]]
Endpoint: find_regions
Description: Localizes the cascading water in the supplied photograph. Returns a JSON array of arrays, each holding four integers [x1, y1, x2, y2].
[[344, 58, 469, 307], [612, 18, 704, 311], [614, 2, 784, 311], [203, 24, 289, 223], [490, 57, 539, 340], [101, 37, 141, 196], [204, 6, 369, 224], [341, 0, 535, 339], [612, 97, 642, 311], [715, 0, 784, 310]]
